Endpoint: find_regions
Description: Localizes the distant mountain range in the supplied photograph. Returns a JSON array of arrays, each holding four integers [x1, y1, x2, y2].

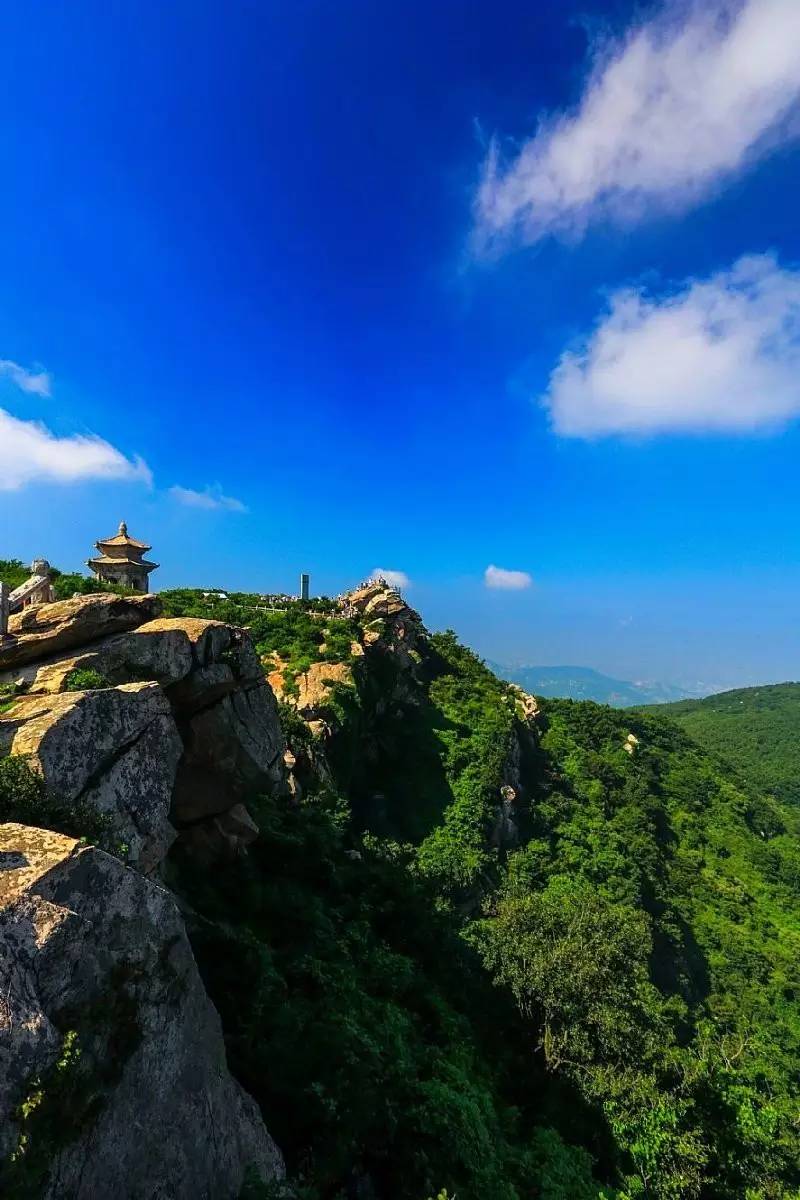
[[489, 663, 705, 707]]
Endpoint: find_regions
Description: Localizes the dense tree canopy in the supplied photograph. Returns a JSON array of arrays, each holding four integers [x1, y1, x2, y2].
[[646, 683, 800, 806]]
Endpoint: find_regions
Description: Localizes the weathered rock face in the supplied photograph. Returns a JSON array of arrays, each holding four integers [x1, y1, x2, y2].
[[172, 680, 286, 824], [0, 600, 288, 866], [0, 683, 182, 873], [0, 593, 162, 670], [0, 823, 283, 1198], [269, 585, 429, 797], [342, 583, 425, 674], [0, 614, 248, 699], [268, 659, 354, 720], [0, 594, 289, 1194], [0, 622, 194, 696], [491, 687, 542, 851]]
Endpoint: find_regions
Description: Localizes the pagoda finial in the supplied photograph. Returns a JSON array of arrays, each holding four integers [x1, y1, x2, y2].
[[119, 520, 128, 537]]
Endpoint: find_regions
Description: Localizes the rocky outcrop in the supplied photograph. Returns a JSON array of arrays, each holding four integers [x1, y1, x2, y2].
[[491, 687, 542, 850], [0, 823, 283, 1198], [0, 592, 289, 1195], [0, 621, 194, 695], [341, 581, 425, 676], [268, 659, 354, 720], [0, 600, 288, 867], [172, 681, 285, 824], [0, 683, 181, 873], [0, 593, 161, 670], [269, 585, 428, 796]]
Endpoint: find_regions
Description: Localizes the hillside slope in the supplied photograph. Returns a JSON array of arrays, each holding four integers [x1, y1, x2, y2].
[[3, 579, 799, 1198], [160, 584, 800, 1200], [646, 682, 800, 805]]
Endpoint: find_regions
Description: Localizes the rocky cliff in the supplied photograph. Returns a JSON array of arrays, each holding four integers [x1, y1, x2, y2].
[[0, 593, 285, 1197], [267, 580, 539, 862], [1, 580, 545, 1198]]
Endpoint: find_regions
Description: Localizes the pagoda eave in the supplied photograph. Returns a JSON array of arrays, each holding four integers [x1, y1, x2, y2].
[[87, 557, 159, 571]]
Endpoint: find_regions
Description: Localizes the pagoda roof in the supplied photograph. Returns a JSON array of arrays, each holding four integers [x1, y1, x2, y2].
[[87, 555, 159, 571], [95, 521, 151, 552]]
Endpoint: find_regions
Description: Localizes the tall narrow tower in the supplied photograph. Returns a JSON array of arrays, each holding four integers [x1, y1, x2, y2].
[[300, 572, 310, 602]]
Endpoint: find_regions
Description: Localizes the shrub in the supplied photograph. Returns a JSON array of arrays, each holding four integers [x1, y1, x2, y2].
[[0, 756, 109, 844], [63, 668, 110, 691]]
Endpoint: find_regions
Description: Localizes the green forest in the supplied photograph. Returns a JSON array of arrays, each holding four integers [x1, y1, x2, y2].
[[647, 682, 800, 806], [165, 593, 800, 1200], [3, 579, 800, 1198]]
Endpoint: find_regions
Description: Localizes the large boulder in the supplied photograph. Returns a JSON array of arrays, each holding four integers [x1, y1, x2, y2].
[[0, 623, 194, 696], [0, 615, 257, 699], [0, 593, 162, 671], [172, 681, 286, 824], [0, 609, 287, 864], [0, 683, 181, 873], [0, 823, 283, 1198]]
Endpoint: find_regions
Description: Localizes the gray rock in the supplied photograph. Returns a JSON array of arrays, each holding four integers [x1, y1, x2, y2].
[[179, 802, 260, 863], [0, 823, 283, 1198], [0, 624, 194, 696], [173, 681, 286, 823], [0, 683, 181, 872], [0, 593, 162, 670]]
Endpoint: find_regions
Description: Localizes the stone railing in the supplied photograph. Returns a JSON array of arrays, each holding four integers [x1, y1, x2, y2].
[[0, 581, 9, 639]]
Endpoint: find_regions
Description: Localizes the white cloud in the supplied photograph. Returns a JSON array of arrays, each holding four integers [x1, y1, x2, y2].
[[0, 408, 152, 491], [0, 359, 51, 396], [169, 484, 248, 513], [543, 253, 800, 437], [485, 564, 533, 590], [474, 0, 800, 249], [370, 567, 410, 589]]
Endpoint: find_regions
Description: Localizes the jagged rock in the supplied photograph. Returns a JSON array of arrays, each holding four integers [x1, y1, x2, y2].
[[168, 663, 237, 713], [0, 823, 283, 1198], [179, 802, 260, 863], [510, 685, 541, 726], [0, 593, 161, 671], [270, 660, 354, 719], [141, 616, 233, 669], [0, 683, 181, 872], [339, 584, 425, 686], [0, 623, 195, 696], [490, 691, 542, 852], [172, 682, 286, 824], [1, 612, 285, 868], [0, 616, 262, 699]]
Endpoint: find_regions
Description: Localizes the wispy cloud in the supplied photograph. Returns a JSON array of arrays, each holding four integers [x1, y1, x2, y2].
[[485, 564, 533, 590], [543, 253, 800, 437], [0, 408, 152, 491], [0, 358, 52, 397], [371, 567, 410, 589], [169, 484, 248, 513], [474, 0, 800, 250]]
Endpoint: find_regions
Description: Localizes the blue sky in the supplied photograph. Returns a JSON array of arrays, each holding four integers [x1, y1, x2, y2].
[[1, 0, 800, 688]]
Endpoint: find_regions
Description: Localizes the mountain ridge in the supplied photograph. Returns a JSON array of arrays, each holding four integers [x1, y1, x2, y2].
[[2, 577, 799, 1198], [489, 661, 705, 706]]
